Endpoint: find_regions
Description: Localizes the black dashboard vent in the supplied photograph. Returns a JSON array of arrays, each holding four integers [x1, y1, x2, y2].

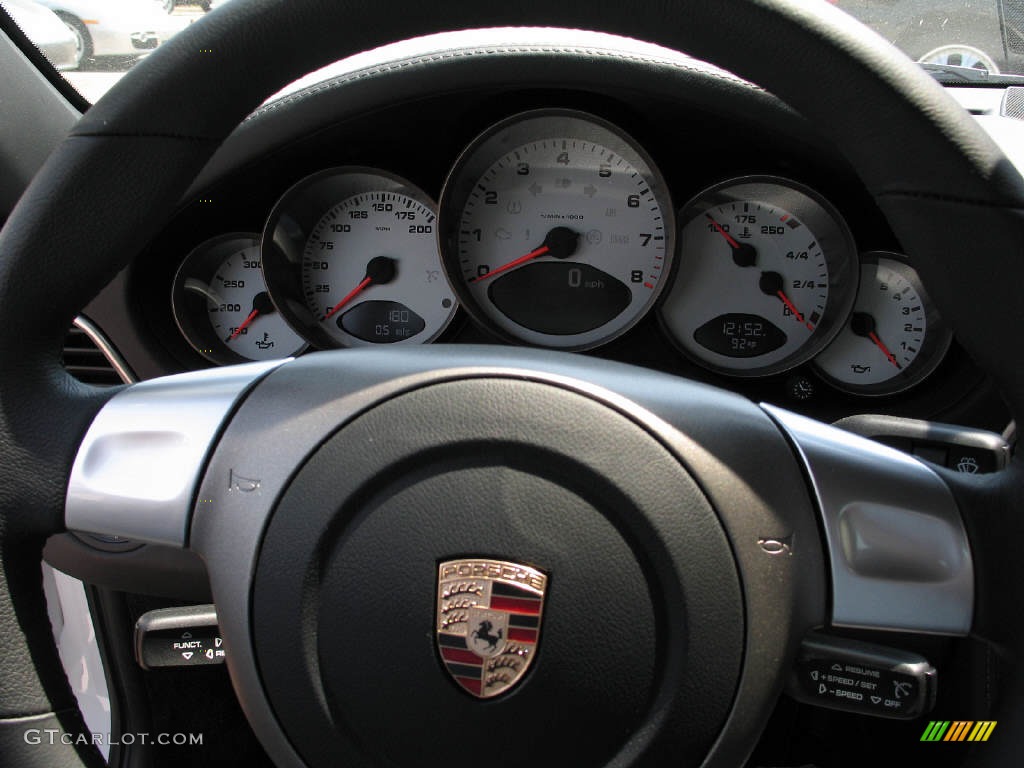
[[1001, 0, 1024, 54], [63, 320, 131, 386], [1001, 87, 1024, 120]]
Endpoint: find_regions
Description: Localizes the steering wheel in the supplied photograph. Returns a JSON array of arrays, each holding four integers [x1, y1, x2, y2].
[[2, 1, 1023, 766]]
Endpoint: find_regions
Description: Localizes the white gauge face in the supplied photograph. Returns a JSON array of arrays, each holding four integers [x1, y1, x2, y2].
[[440, 111, 674, 350], [173, 234, 306, 365], [814, 254, 952, 395], [207, 245, 306, 361], [300, 190, 456, 346], [662, 178, 857, 377], [263, 169, 458, 349]]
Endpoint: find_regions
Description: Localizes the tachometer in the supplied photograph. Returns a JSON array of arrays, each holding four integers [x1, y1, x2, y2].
[[439, 110, 674, 349], [661, 177, 858, 376], [813, 252, 952, 395], [172, 233, 306, 365], [262, 168, 457, 348]]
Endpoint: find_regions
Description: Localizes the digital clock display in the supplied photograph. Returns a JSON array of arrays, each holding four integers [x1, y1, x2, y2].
[[694, 313, 787, 358]]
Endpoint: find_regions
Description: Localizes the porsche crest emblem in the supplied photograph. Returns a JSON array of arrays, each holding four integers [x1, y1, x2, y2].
[[436, 558, 547, 699]]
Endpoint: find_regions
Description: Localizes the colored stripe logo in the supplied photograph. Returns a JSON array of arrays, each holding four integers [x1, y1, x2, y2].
[[920, 721, 997, 742]]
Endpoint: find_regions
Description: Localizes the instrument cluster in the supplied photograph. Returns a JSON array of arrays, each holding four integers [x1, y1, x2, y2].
[[169, 108, 951, 399]]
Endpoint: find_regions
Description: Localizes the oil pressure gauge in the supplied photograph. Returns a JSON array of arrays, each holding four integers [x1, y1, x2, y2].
[[813, 252, 952, 395]]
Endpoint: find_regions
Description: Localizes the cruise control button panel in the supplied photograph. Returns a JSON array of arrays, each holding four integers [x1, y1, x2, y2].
[[833, 414, 1010, 475], [787, 634, 936, 719], [135, 605, 226, 669]]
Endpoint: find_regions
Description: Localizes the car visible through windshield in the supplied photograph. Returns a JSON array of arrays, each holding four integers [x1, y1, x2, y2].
[[838, 0, 1022, 73], [1, 0, 1023, 98]]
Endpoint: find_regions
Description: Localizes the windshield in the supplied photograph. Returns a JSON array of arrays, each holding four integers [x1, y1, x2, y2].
[[1, 0, 1021, 103]]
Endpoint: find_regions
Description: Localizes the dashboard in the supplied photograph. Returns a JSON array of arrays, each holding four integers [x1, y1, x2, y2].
[[17, 26, 1019, 768], [108, 36, 1007, 430]]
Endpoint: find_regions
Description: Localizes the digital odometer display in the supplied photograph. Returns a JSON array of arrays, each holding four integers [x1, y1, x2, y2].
[[339, 300, 426, 344]]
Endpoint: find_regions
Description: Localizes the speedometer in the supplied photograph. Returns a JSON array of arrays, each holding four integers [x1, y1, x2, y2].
[[661, 177, 858, 377], [439, 110, 674, 350], [262, 168, 457, 348]]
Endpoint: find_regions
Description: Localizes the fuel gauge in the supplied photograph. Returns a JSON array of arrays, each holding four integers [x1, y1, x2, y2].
[[813, 252, 952, 396]]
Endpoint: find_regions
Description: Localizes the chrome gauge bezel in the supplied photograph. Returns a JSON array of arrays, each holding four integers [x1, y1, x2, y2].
[[261, 167, 458, 349], [438, 109, 675, 351], [660, 176, 859, 377], [171, 232, 308, 365], [812, 251, 953, 396]]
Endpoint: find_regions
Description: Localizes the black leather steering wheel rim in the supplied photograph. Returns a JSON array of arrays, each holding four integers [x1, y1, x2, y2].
[[2, 1, 1024, 765]]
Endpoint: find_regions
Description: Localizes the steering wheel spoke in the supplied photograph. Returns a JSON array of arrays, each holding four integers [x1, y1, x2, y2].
[[764, 405, 974, 637], [65, 361, 285, 547]]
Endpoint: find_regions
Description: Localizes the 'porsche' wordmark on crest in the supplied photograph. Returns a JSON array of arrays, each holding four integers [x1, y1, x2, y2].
[[436, 558, 547, 698]]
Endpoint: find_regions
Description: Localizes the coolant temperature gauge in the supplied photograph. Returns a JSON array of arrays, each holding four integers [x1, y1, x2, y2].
[[814, 252, 952, 395]]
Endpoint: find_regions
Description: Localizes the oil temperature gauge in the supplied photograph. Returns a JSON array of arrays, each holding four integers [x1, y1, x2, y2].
[[172, 233, 306, 365], [814, 252, 952, 395]]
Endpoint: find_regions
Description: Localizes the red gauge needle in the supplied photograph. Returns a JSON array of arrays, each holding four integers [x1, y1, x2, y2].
[[869, 331, 902, 369], [706, 214, 740, 248], [226, 291, 274, 342], [470, 226, 579, 283], [760, 271, 815, 331], [227, 309, 259, 342], [706, 214, 757, 267], [472, 244, 549, 284], [322, 256, 396, 322], [850, 313, 902, 369]]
